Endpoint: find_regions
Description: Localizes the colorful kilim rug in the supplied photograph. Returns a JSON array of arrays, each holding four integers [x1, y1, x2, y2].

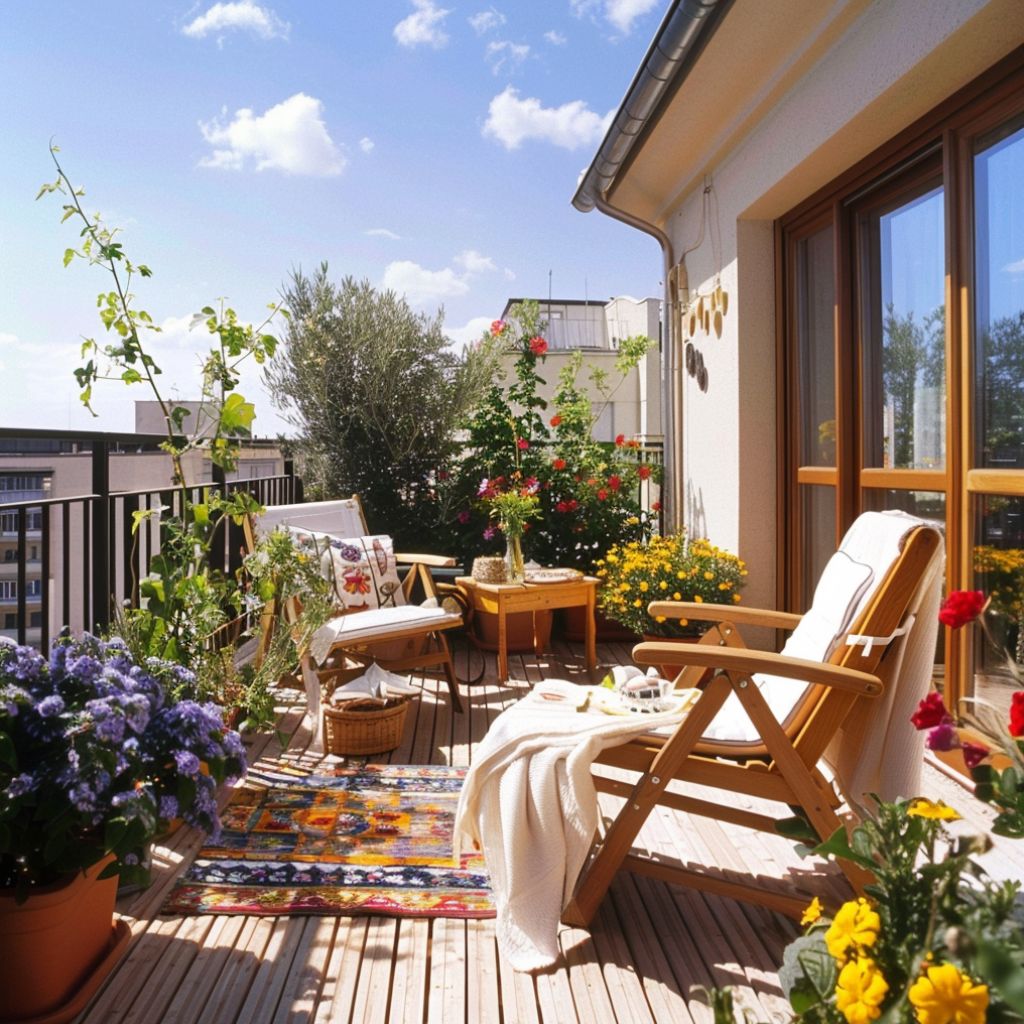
[[162, 763, 494, 919]]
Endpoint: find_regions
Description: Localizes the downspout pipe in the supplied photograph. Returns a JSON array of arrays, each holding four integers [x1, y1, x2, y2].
[[591, 195, 682, 532], [571, 0, 729, 530]]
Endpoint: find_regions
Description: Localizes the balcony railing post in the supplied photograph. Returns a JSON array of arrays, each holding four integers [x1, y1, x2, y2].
[[91, 440, 110, 633], [284, 459, 303, 504]]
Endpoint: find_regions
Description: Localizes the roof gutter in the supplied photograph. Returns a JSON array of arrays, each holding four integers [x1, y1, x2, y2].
[[572, 0, 729, 530]]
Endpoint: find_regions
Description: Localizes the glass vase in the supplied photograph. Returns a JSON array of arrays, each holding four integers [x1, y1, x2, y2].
[[505, 532, 525, 584]]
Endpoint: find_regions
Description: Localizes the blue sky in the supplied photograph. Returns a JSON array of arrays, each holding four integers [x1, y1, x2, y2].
[[0, 1, 666, 437]]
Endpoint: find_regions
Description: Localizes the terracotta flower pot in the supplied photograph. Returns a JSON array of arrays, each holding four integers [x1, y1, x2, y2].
[[562, 604, 639, 643], [0, 856, 131, 1024], [472, 608, 550, 653]]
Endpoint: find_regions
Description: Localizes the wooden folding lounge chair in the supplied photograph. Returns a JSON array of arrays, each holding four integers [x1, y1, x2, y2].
[[245, 497, 465, 713], [562, 510, 944, 924]]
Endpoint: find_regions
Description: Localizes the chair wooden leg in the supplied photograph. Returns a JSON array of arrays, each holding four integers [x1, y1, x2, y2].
[[438, 634, 464, 714]]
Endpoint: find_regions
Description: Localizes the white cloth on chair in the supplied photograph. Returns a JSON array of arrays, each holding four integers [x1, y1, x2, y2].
[[453, 681, 689, 972]]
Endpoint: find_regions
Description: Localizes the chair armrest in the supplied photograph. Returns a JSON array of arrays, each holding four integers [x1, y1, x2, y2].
[[633, 642, 882, 696], [394, 552, 457, 568], [646, 601, 803, 631]]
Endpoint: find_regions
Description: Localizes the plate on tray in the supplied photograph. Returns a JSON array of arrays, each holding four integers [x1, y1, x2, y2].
[[524, 568, 584, 584]]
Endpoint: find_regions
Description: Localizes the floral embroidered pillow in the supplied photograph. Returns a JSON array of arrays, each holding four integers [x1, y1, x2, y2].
[[284, 528, 403, 610]]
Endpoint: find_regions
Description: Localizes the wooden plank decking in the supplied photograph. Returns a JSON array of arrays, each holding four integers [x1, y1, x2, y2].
[[79, 638, 1024, 1024]]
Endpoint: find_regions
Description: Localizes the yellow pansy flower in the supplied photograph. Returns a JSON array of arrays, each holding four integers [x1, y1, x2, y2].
[[908, 964, 988, 1024], [836, 958, 889, 1024], [907, 799, 961, 821], [801, 896, 823, 926], [825, 899, 880, 960]]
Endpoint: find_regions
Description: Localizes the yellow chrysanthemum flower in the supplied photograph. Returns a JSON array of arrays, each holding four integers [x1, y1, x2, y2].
[[673, 592, 681, 601], [639, 581, 649, 593], [655, 615, 666, 624], [801, 897, 823, 926], [825, 899, 880, 960], [659, 581, 668, 590], [693, 594, 703, 603], [703, 571, 714, 580], [908, 964, 988, 1024], [633, 598, 642, 607], [907, 799, 961, 821], [836, 958, 889, 1024]]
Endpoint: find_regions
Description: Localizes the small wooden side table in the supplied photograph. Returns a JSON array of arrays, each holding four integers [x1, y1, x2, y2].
[[456, 575, 599, 682]]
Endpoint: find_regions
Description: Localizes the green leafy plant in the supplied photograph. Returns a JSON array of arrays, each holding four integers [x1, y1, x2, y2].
[[39, 145, 283, 673], [595, 533, 746, 637], [779, 797, 1023, 1024]]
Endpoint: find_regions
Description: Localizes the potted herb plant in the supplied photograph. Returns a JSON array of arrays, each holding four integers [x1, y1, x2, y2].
[[0, 634, 245, 1023]]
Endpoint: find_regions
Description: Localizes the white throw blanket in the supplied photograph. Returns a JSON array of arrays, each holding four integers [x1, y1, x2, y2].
[[453, 680, 692, 971]]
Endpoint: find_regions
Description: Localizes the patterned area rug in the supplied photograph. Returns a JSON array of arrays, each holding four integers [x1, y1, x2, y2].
[[162, 764, 494, 919]]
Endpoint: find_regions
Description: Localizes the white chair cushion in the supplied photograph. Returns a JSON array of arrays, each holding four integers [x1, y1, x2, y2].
[[309, 605, 463, 664], [702, 510, 927, 743], [255, 499, 366, 539]]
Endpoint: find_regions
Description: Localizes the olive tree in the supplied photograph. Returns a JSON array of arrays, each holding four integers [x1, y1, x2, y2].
[[267, 265, 499, 549]]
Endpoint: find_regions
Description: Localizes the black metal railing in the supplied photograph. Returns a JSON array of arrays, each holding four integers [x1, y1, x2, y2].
[[0, 428, 304, 650]]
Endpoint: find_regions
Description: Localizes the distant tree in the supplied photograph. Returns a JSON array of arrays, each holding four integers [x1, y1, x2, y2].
[[881, 303, 945, 467], [979, 310, 1024, 463], [266, 265, 500, 549]]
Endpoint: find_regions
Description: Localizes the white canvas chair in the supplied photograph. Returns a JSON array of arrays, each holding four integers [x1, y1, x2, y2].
[[562, 510, 945, 924], [245, 497, 466, 714]]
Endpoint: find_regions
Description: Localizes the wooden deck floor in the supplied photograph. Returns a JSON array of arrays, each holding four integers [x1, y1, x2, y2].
[[81, 638, 1024, 1024]]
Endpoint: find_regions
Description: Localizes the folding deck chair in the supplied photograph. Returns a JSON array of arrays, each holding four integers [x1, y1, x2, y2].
[[562, 510, 944, 925], [245, 497, 466, 713]]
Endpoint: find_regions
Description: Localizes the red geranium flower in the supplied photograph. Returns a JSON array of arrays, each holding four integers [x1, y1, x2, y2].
[[490, 320, 506, 336], [552, 458, 566, 471], [651, 500, 662, 511], [529, 336, 548, 356], [1010, 691, 1024, 737], [911, 691, 951, 730], [961, 741, 989, 769], [550, 414, 562, 427], [516, 438, 530, 450], [597, 488, 608, 501], [608, 474, 621, 492], [938, 590, 986, 629], [637, 465, 652, 480], [615, 433, 625, 446]]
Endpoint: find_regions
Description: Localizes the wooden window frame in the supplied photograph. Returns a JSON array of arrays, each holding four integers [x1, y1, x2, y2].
[[777, 46, 1024, 710]]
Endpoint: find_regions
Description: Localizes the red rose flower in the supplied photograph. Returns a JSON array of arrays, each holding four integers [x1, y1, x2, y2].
[[597, 488, 609, 501], [961, 741, 989, 769], [517, 438, 530, 450], [615, 433, 625, 446], [529, 336, 548, 356], [1010, 691, 1024, 737], [550, 414, 562, 427], [608, 474, 621, 492], [638, 465, 652, 480], [552, 458, 566, 471], [651, 500, 662, 512], [938, 590, 986, 629], [490, 320, 506, 336], [911, 691, 951, 730]]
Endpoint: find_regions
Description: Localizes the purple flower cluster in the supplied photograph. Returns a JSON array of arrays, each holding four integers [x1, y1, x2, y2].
[[0, 633, 247, 891]]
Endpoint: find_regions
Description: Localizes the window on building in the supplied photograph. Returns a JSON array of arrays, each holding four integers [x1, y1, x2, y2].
[[779, 54, 1024, 715]]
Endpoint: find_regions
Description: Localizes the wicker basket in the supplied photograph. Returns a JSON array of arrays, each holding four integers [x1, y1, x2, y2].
[[471, 555, 508, 584], [322, 697, 412, 755]]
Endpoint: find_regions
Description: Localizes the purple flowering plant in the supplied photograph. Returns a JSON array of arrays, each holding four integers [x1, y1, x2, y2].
[[0, 633, 246, 901]]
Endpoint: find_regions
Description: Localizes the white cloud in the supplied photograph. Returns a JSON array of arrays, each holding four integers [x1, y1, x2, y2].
[[445, 316, 494, 348], [570, 0, 657, 34], [359, 137, 375, 154], [469, 8, 506, 34], [544, 29, 567, 45], [1003, 258, 1024, 275], [366, 228, 401, 240], [485, 40, 531, 75], [183, 1, 289, 41], [382, 261, 470, 306], [199, 93, 346, 176], [606, 0, 659, 33], [394, 0, 451, 49], [455, 249, 497, 273], [503, 267, 516, 281], [483, 86, 612, 151]]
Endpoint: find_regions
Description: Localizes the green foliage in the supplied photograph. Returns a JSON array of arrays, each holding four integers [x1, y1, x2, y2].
[[777, 798, 1024, 1024], [443, 305, 661, 571], [40, 145, 283, 683], [265, 265, 500, 550]]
